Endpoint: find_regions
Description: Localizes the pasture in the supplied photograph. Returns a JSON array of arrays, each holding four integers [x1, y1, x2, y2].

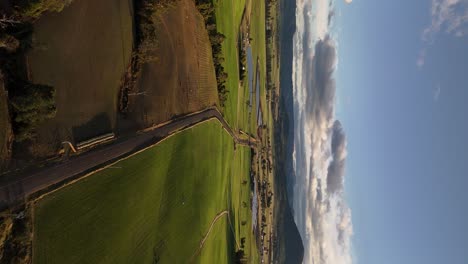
[[33, 120, 258, 263], [127, 0, 219, 130], [26, 0, 134, 157], [213, 0, 247, 128], [249, 0, 268, 120]]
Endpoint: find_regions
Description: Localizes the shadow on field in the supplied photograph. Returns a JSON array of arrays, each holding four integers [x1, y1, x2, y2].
[[72, 113, 112, 143]]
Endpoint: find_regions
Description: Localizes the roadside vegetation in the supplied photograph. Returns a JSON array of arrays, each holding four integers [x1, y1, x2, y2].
[[0, 206, 32, 264]]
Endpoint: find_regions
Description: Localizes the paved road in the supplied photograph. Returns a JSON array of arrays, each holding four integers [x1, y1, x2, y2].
[[0, 108, 256, 208]]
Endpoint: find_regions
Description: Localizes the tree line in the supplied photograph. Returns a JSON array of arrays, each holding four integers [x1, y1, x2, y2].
[[119, 0, 176, 113], [195, 0, 229, 107]]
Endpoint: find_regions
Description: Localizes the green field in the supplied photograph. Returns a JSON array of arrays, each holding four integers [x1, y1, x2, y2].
[[33, 120, 258, 263], [213, 0, 267, 134], [213, 0, 247, 128], [249, 0, 268, 116]]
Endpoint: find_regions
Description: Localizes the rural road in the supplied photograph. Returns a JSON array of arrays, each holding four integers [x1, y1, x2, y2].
[[0, 108, 256, 208]]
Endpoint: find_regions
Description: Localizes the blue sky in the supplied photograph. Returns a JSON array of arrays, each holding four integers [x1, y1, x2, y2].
[[335, 0, 468, 263]]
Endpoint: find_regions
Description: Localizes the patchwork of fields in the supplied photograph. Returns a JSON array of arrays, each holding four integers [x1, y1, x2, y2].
[[0, 0, 273, 262], [33, 120, 257, 263]]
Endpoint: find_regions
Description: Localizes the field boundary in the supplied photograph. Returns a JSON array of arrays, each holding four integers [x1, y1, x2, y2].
[[31, 117, 219, 204]]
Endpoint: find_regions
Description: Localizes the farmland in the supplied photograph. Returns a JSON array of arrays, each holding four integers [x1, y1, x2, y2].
[[0, 75, 11, 170], [33, 120, 258, 263], [0, 0, 280, 261], [212, 0, 247, 127], [26, 0, 134, 157], [126, 0, 219, 131]]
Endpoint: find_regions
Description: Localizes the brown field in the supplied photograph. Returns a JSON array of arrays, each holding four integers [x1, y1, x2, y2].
[[126, 0, 218, 129], [26, 0, 134, 157], [0, 74, 12, 170]]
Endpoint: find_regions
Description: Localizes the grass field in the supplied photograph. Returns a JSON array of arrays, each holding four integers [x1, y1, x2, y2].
[[213, 0, 247, 128], [194, 146, 259, 263], [127, 0, 218, 131], [0, 75, 11, 170], [27, 0, 134, 156], [249, 0, 268, 118], [214, 0, 266, 134], [33, 120, 258, 263]]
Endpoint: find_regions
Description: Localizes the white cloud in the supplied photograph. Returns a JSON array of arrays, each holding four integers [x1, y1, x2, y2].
[[418, 0, 468, 67], [423, 0, 468, 41], [292, 0, 353, 263]]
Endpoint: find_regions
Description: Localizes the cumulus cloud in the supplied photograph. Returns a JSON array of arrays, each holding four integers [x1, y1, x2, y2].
[[423, 0, 468, 41], [292, 1, 353, 263], [419, 0, 468, 67], [327, 121, 347, 194]]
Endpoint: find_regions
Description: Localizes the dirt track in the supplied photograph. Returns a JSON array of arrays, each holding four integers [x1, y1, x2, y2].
[[0, 108, 256, 208], [189, 210, 229, 263]]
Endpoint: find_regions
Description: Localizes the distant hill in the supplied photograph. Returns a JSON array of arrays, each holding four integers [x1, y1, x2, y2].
[[274, 189, 304, 264], [273, 0, 304, 263]]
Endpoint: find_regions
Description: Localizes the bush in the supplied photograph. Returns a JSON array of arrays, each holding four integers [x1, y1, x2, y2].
[[234, 249, 248, 264]]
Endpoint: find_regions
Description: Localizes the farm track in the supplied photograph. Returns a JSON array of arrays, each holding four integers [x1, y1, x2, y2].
[[189, 210, 229, 263], [0, 108, 257, 207]]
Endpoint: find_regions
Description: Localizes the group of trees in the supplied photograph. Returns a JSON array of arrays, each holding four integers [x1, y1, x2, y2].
[[196, 0, 229, 107], [238, 45, 247, 82], [235, 236, 249, 264], [234, 249, 248, 264], [0, 4, 58, 142], [9, 83, 56, 141], [135, 0, 175, 63]]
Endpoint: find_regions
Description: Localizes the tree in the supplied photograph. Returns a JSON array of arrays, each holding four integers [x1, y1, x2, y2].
[[210, 32, 226, 44], [10, 83, 57, 141], [234, 249, 248, 264], [206, 23, 216, 31]]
